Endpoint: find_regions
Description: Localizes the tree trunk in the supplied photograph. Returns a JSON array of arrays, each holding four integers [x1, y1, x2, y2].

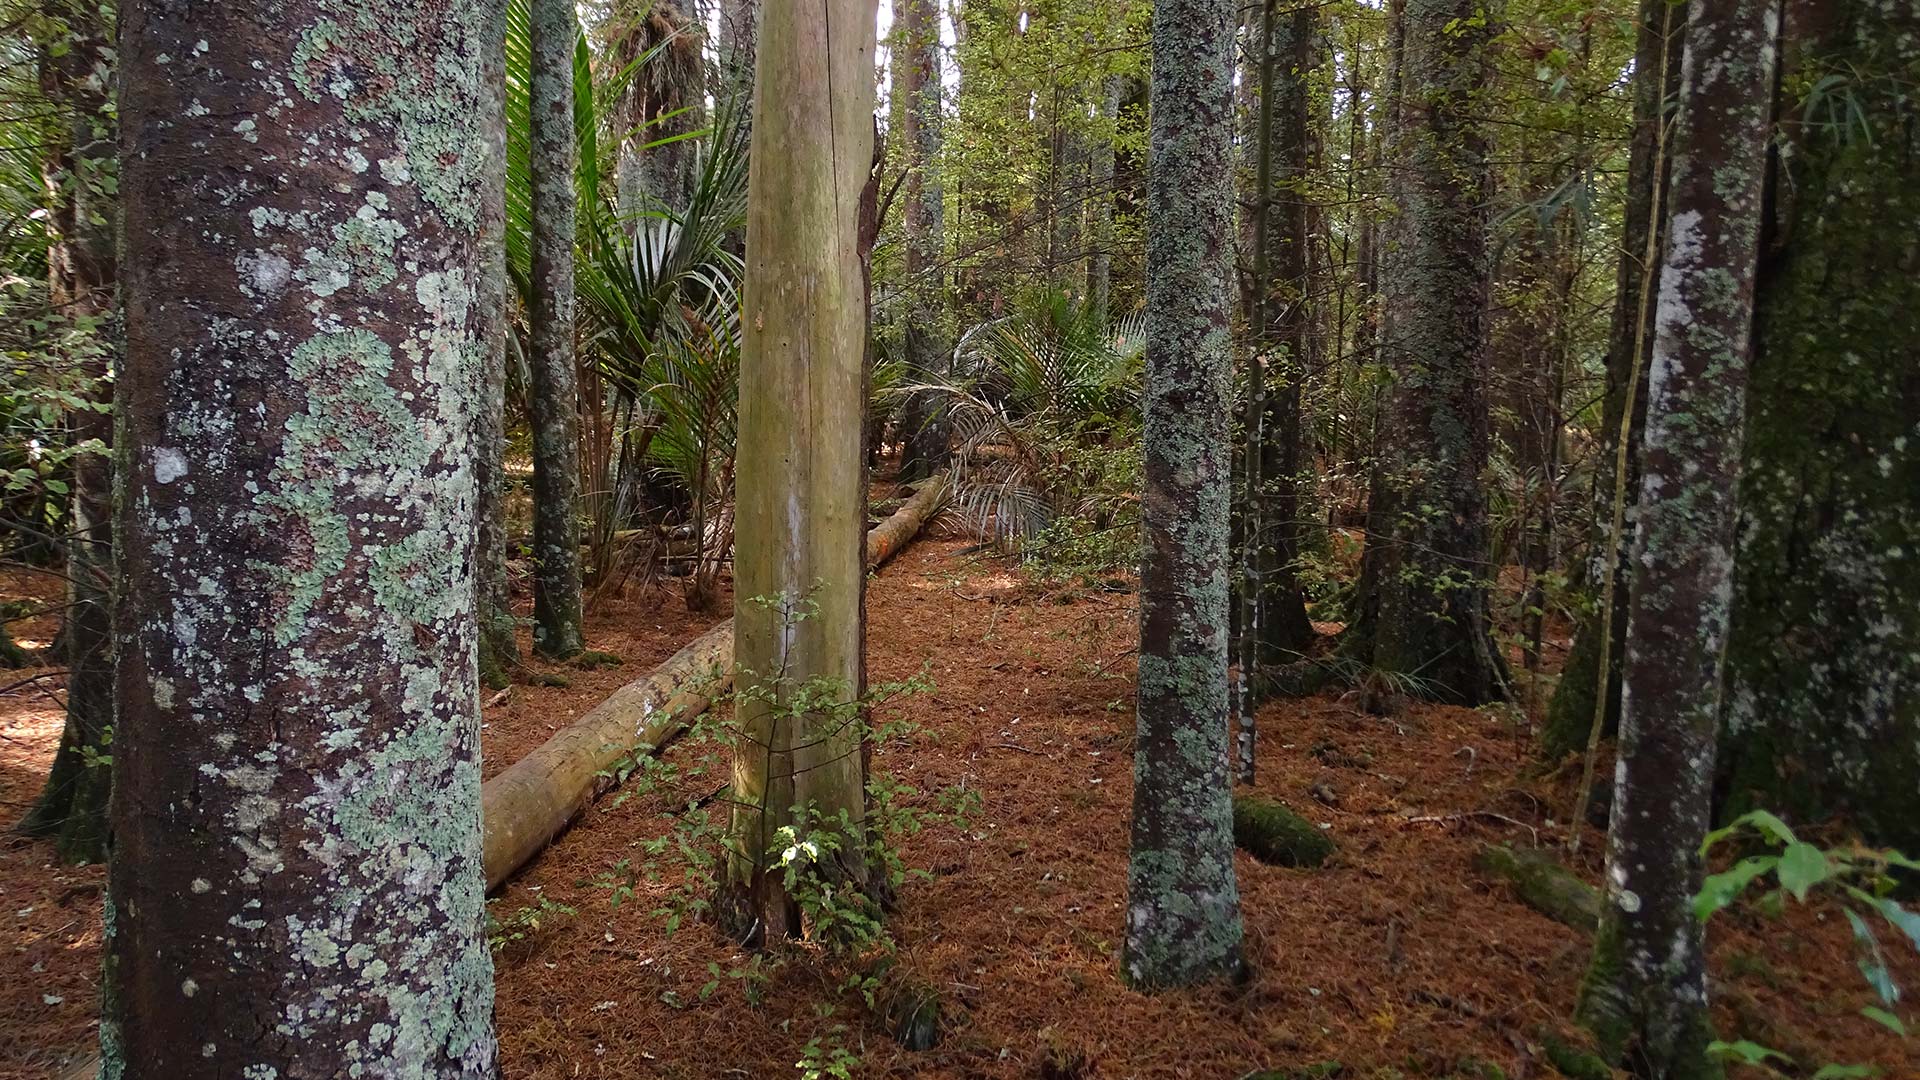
[[616, 2, 705, 219], [1576, 1, 1778, 1072], [1542, 0, 1683, 758], [1361, 0, 1503, 706], [475, 0, 519, 691], [107, 3, 497, 1075], [19, 0, 114, 863], [1248, 0, 1319, 673], [529, 0, 586, 659], [719, 0, 876, 946], [1124, 0, 1246, 990], [1085, 76, 1123, 328], [1714, 0, 1920, 854], [718, 0, 760, 112], [898, 0, 950, 481]]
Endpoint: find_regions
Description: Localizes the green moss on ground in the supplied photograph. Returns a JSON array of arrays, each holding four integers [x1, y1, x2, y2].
[[1232, 794, 1336, 867]]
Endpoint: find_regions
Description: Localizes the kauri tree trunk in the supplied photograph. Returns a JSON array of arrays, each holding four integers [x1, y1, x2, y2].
[[1576, 0, 1778, 1072], [1123, 0, 1247, 989], [1542, 0, 1683, 758], [1358, 0, 1504, 705], [1714, 0, 1920, 853], [719, 0, 877, 945], [20, 0, 115, 863], [529, 0, 586, 659], [898, 0, 950, 481], [107, 3, 497, 1074], [475, 0, 520, 690]]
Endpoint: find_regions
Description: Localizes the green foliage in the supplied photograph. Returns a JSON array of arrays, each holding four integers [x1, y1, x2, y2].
[[1696, 811, 1920, 1075], [902, 291, 1143, 566], [485, 893, 576, 954]]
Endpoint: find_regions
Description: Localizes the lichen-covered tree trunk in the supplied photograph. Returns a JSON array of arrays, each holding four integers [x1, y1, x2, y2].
[[528, 0, 585, 660], [1361, 0, 1503, 705], [107, 3, 497, 1075], [1542, 0, 1683, 758], [719, 0, 876, 946], [1576, 1, 1778, 1072], [898, 0, 950, 481], [1247, 0, 1318, 673], [1123, 0, 1246, 989], [475, 0, 519, 691], [1714, 0, 1920, 854], [20, 0, 115, 863]]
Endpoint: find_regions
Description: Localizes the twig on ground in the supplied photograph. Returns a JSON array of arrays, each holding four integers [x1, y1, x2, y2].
[[1405, 810, 1540, 846]]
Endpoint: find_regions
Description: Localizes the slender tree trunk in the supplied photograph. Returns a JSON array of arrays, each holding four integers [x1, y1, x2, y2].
[[106, 3, 497, 1075], [19, 0, 115, 863], [1361, 0, 1503, 705], [1085, 76, 1123, 328], [1542, 0, 1683, 758], [719, 0, 876, 946], [899, 0, 950, 481], [1124, 0, 1246, 990], [1576, 1, 1778, 1072], [1715, 0, 1920, 854], [529, 0, 586, 659], [475, 0, 519, 691], [718, 0, 760, 111]]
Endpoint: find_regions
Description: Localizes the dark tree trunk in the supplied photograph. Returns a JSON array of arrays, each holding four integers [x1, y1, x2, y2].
[[1576, 0, 1778, 1072], [1124, 0, 1246, 990], [1249, 0, 1319, 670], [617, 2, 705, 219], [1542, 0, 1684, 758], [107, 2, 497, 1075], [897, 0, 950, 481], [1360, 0, 1504, 706], [529, 0, 585, 659], [1714, 0, 1920, 854], [475, 0, 519, 690], [19, 0, 115, 863]]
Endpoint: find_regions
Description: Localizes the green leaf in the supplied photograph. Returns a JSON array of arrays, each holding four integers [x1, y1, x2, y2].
[[1695, 855, 1777, 922], [1779, 841, 1833, 901], [1811, 1065, 1880, 1079], [1846, 908, 1900, 1006], [1860, 1005, 1906, 1036], [1707, 1039, 1791, 1066]]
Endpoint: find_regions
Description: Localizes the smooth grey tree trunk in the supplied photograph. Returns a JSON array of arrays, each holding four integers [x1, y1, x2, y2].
[[1123, 0, 1246, 990], [107, 3, 497, 1075], [1576, 0, 1778, 1072], [529, 0, 586, 659]]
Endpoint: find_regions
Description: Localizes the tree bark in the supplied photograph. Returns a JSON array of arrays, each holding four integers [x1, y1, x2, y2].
[[719, 0, 877, 946], [1576, 1, 1778, 1072], [19, 0, 115, 864], [529, 0, 586, 659], [475, 0, 519, 690], [1361, 0, 1504, 706], [107, 3, 497, 1075], [1085, 76, 1124, 328], [1542, 0, 1683, 758], [898, 0, 950, 481], [1124, 0, 1246, 989], [1715, 0, 1920, 854]]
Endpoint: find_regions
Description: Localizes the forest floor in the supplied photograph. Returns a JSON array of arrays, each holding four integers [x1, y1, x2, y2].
[[0, 534, 1914, 1079]]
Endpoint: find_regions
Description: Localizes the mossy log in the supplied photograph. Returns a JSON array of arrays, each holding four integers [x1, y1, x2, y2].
[[481, 480, 947, 891], [1474, 843, 1599, 933], [1232, 794, 1336, 867]]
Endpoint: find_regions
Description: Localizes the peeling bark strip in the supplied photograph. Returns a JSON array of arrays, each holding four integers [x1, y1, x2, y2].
[[109, 3, 496, 1077], [1124, 0, 1246, 989], [1577, 0, 1779, 1073], [528, 0, 585, 660]]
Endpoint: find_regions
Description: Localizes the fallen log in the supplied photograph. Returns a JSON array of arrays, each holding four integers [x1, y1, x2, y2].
[[481, 476, 948, 891], [1474, 842, 1600, 932]]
